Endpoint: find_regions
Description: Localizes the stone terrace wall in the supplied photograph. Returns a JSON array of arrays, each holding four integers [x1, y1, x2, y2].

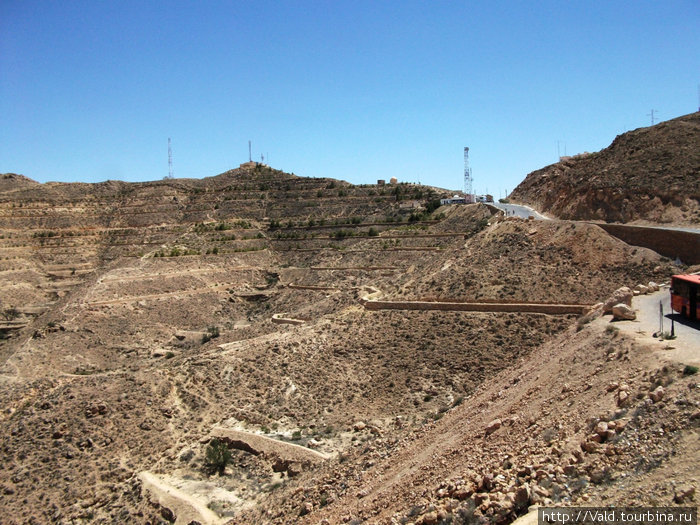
[[362, 300, 587, 315]]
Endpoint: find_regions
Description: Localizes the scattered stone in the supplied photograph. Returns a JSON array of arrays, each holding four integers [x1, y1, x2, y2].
[[590, 469, 606, 484], [474, 493, 490, 506], [287, 462, 302, 477], [617, 390, 630, 407], [674, 485, 695, 504], [594, 421, 608, 437], [353, 421, 366, 431], [514, 485, 530, 509], [480, 474, 494, 492], [612, 303, 636, 321], [160, 507, 175, 522], [485, 419, 502, 435], [452, 485, 475, 500], [650, 386, 665, 403], [581, 440, 599, 453], [300, 501, 313, 515], [603, 287, 633, 314]]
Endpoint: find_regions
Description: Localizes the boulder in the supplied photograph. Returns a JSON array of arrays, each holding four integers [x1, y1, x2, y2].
[[603, 287, 632, 314], [513, 485, 530, 509], [612, 303, 636, 321], [594, 421, 608, 437], [353, 421, 366, 431], [650, 386, 665, 403], [648, 281, 660, 292], [485, 419, 502, 435], [581, 440, 599, 453], [674, 485, 695, 504], [617, 390, 629, 407]]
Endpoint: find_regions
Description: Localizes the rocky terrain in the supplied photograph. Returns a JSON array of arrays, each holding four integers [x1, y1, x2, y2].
[[510, 112, 700, 225], [0, 157, 697, 524]]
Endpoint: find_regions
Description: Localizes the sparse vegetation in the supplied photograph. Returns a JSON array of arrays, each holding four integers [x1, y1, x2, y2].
[[204, 439, 232, 475]]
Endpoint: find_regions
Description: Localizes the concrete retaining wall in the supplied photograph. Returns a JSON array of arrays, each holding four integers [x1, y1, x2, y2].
[[287, 284, 339, 291], [271, 314, 307, 325], [594, 223, 700, 265], [210, 427, 329, 464], [362, 300, 587, 315]]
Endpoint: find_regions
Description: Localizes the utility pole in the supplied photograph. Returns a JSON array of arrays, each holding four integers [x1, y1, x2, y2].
[[248, 140, 252, 162]]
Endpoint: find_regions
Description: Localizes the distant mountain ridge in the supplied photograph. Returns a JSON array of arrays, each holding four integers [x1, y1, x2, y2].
[[510, 112, 700, 225]]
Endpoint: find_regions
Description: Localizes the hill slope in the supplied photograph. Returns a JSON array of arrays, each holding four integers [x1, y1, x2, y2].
[[510, 112, 700, 225], [0, 165, 693, 524]]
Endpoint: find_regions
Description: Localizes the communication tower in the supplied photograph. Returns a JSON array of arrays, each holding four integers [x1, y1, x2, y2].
[[463, 147, 473, 197], [647, 109, 658, 126], [167, 138, 174, 179]]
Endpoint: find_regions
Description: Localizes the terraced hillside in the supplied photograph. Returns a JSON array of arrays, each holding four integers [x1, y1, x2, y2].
[[0, 166, 692, 524]]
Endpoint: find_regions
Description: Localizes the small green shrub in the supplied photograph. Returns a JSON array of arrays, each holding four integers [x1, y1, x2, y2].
[[204, 439, 232, 475], [683, 365, 698, 376]]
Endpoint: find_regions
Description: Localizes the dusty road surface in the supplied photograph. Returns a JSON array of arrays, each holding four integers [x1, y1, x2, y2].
[[597, 284, 700, 365], [491, 202, 551, 220]]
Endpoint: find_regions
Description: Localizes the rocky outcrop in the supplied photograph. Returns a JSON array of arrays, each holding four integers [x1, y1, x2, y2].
[[510, 112, 700, 224]]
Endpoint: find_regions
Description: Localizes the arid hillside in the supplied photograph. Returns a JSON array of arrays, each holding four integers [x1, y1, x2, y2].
[[0, 165, 695, 524], [510, 112, 700, 225]]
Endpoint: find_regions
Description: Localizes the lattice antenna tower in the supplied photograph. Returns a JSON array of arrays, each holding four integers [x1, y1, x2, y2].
[[647, 109, 658, 126], [167, 138, 174, 179], [463, 147, 473, 196]]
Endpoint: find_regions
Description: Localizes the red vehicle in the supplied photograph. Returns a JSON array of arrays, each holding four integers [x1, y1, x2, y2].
[[670, 274, 700, 320]]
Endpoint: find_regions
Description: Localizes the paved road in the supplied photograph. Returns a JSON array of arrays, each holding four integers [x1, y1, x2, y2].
[[491, 202, 551, 220], [604, 284, 700, 366], [491, 202, 699, 234]]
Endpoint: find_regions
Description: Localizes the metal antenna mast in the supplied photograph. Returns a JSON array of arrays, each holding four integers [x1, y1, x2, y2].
[[647, 109, 658, 126], [168, 138, 173, 179], [463, 147, 473, 197], [248, 140, 252, 162]]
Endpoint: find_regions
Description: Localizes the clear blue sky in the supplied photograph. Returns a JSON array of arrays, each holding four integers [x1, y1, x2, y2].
[[1, 1, 698, 197]]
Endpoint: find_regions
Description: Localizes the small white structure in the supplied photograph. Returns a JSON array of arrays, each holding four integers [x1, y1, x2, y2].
[[441, 194, 469, 205]]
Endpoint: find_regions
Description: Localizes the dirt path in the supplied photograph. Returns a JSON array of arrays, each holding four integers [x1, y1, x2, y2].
[[138, 471, 224, 525]]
